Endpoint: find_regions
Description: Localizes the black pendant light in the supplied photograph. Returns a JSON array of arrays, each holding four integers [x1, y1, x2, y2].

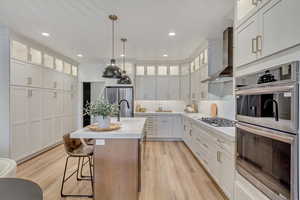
[[102, 15, 122, 78], [118, 38, 132, 84]]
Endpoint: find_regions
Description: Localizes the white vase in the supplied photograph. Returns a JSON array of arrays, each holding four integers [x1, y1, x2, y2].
[[95, 116, 111, 128]]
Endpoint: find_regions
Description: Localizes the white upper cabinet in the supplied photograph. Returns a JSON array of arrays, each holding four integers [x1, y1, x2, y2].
[[55, 58, 63, 72], [136, 65, 145, 76], [236, 15, 259, 66], [203, 49, 208, 64], [72, 65, 78, 76], [124, 63, 133, 75], [29, 48, 42, 65], [194, 57, 200, 71], [10, 60, 42, 87], [64, 62, 71, 74], [44, 54, 54, 69], [236, 0, 300, 67], [169, 65, 179, 76], [146, 66, 156, 76], [259, 0, 300, 57], [237, 0, 258, 22], [157, 65, 168, 76], [11, 40, 28, 61], [190, 62, 195, 73]]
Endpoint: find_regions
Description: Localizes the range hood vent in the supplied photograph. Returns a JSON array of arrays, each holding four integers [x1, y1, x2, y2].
[[202, 27, 233, 82]]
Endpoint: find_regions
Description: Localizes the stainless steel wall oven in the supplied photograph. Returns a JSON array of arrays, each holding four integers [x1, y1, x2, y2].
[[235, 62, 299, 200]]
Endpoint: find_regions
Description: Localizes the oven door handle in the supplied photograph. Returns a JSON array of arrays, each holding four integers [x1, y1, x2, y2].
[[236, 123, 295, 144], [236, 84, 296, 95]]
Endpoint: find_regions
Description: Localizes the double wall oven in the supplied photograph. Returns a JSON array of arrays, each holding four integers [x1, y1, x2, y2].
[[235, 62, 299, 200]]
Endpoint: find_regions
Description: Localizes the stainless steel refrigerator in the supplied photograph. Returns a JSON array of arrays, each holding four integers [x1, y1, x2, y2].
[[104, 86, 134, 117]]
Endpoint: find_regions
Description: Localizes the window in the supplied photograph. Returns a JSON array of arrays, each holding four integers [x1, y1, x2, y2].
[[44, 54, 54, 69], [146, 66, 156, 76], [64, 62, 71, 74], [136, 66, 145, 76], [11, 40, 27, 61], [157, 66, 168, 76], [170, 65, 179, 75], [124, 63, 133, 75], [55, 58, 63, 72], [72, 65, 78, 76], [29, 48, 42, 64]]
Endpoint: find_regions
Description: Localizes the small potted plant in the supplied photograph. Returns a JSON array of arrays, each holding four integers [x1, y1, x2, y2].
[[84, 99, 119, 128]]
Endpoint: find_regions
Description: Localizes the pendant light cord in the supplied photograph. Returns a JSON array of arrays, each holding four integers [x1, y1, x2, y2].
[[123, 40, 125, 71], [112, 19, 115, 59]]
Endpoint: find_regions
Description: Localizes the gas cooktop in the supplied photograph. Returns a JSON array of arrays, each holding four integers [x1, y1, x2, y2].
[[200, 117, 235, 127]]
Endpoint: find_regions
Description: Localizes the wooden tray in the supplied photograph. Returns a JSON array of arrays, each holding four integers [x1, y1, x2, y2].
[[87, 123, 121, 132]]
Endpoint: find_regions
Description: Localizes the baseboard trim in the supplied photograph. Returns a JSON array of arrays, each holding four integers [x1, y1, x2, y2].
[[16, 141, 63, 165], [145, 138, 183, 142]]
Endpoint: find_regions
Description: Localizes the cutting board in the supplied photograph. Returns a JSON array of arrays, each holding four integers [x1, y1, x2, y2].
[[210, 104, 218, 118]]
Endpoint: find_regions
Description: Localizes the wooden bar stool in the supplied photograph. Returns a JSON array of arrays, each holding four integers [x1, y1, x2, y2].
[[61, 133, 94, 198]]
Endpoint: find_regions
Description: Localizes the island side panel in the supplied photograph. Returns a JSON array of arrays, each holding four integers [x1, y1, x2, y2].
[[94, 139, 139, 200]]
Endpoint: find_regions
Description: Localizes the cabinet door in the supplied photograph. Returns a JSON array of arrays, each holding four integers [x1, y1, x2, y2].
[[236, 15, 259, 67], [207, 143, 221, 183], [219, 150, 235, 200], [156, 77, 169, 100], [54, 91, 64, 117], [237, 0, 258, 22], [10, 87, 29, 160], [11, 40, 27, 61], [171, 116, 183, 138], [10, 61, 42, 87], [190, 72, 197, 100], [156, 116, 171, 138], [43, 69, 63, 90], [42, 119, 54, 147], [42, 90, 55, 119], [63, 74, 73, 91], [63, 92, 72, 116], [28, 88, 42, 153], [181, 75, 190, 102], [168, 77, 180, 100], [134, 77, 145, 100], [144, 76, 156, 100], [260, 0, 300, 57], [54, 117, 63, 142]]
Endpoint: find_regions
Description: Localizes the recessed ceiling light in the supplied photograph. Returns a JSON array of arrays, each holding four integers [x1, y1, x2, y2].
[[168, 32, 176, 36], [77, 54, 83, 57], [120, 54, 125, 57], [41, 32, 50, 37], [163, 54, 168, 57]]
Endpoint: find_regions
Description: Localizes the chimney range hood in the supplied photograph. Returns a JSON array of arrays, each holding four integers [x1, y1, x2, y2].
[[202, 27, 233, 82]]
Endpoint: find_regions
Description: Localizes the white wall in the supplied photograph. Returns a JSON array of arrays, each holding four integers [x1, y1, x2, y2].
[[0, 26, 10, 157], [198, 98, 235, 120]]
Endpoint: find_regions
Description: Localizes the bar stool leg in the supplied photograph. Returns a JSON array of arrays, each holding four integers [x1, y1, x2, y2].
[[88, 156, 94, 197]]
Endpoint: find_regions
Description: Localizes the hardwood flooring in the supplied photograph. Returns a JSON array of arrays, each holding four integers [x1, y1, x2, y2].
[[17, 142, 226, 200]]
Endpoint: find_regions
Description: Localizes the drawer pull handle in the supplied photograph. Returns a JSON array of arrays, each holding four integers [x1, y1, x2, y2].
[[27, 77, 32, 85], [252, 38, 257, 54], [256, 35, 263, 52]]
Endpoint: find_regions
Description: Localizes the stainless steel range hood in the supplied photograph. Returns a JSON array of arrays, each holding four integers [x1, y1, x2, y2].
[[202, 27, 233, 82]]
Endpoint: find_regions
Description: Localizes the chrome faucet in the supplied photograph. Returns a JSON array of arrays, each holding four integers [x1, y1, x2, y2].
[[118, 99, 130, 121]]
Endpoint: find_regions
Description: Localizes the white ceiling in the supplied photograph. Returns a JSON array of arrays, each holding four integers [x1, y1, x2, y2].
[[0, 0, 234, 62]]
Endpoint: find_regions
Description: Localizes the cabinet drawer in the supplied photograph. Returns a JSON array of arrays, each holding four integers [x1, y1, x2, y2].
[[214, 137, 235, 155], [10, 60, 42, 87]]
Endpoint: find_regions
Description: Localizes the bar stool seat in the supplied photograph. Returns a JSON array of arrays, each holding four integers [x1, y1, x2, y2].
[[61, 133, 94, 198]]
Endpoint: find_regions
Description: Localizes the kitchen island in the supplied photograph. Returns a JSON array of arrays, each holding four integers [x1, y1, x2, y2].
[[71, 117, 146, 200]]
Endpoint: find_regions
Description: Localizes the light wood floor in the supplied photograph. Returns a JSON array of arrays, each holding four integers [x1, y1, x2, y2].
[[17, 142, 226, 200]]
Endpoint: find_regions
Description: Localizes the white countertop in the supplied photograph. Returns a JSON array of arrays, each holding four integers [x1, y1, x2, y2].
[[136, 112, 235, 141], [71, 118, 147, 139], [182, 113, 236, 142]]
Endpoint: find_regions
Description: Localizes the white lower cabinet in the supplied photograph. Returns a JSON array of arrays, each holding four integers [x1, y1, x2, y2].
[[182, 117, 235, 200], [137, 114, 183, 139]]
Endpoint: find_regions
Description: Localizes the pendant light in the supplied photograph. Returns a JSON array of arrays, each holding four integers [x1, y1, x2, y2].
[[118, 38, 132, 84], [102, 15, 122, 78]]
